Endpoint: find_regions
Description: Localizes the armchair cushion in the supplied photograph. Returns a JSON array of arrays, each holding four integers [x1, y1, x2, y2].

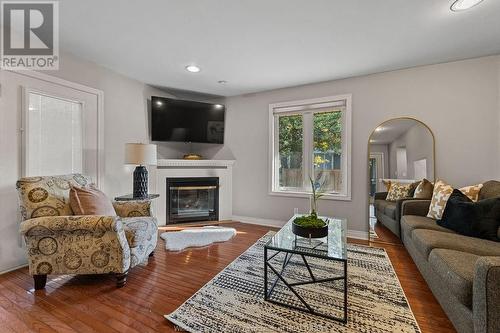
[[16, 174, 92, 220], [113, 200, 152, 217]]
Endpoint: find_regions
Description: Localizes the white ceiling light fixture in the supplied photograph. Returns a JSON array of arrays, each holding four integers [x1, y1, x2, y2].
[[185, 65, 201, 73], [450, 0, 484, 11]]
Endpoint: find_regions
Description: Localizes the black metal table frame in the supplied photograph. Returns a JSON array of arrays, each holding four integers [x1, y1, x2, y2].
[[264, 240, 348, 323]]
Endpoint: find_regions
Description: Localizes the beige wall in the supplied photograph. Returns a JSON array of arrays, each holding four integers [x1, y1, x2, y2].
[[1, 52, 499, 272], [223, 55, 500, 234]]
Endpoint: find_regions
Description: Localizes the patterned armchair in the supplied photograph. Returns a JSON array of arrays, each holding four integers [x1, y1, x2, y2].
[[16, 174, 158, 289]]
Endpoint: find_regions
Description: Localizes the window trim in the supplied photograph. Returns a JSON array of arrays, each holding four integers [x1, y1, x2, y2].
[[268, 94, 352, 201], [15, 69, 104, 187]]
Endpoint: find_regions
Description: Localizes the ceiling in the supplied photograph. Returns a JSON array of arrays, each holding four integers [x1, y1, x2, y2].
[[59, 0, 500, 96], [369, 119, 419, 144]]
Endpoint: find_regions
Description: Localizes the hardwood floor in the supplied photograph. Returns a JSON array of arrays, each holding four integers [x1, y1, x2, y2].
[[373, 220, 404, 244], [0, 222, 455, 333]]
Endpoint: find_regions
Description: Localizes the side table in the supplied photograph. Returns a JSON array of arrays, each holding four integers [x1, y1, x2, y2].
[[114, 194, 160, 201]]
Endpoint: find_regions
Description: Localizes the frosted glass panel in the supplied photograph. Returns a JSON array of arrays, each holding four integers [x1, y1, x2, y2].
[[27, 92, 83, 176]]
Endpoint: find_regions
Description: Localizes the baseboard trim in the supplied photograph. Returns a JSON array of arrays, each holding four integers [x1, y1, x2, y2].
[[0, 263, 28, 275], [232, 215, 369, 240]]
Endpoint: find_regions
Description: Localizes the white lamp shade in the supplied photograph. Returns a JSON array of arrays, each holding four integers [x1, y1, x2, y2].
[[125, 143, 157, 165]]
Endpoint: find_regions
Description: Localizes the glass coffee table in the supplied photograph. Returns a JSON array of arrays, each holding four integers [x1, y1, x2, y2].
[[264, 214, 348, 323]]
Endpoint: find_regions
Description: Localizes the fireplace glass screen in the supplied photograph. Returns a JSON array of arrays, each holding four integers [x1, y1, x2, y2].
[[166, 177, 219, 224]]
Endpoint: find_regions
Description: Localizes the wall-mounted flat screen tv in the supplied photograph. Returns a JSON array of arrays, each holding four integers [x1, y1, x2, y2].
[[151, 96, 225, 144]]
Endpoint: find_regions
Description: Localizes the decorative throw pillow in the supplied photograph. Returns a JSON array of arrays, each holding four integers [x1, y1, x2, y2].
[[460, 184, 483, 202], [408, 181, 421, 197], [437, 189, 500, 242], [427, 180, 454, 219], [70, 185, 117, 216], [428, 180, 484, 220], [413, 179, 434, 199], [382, 180, 392, 192], [386, 182, 412, 201]]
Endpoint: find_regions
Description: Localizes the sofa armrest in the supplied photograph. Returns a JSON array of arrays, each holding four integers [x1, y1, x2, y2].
[[113, 200, 152, 218], [374, 192, 388, 200], [474, 257, 500, 333], [401, 200, 431, 217], [20, 215, 121, 236]]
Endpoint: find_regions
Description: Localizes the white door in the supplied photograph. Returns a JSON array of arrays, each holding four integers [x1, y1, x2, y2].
[[0, 69, 102, 272]]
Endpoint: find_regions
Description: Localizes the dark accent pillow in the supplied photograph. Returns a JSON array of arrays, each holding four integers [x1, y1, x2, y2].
[[437, 189, 500, 242]]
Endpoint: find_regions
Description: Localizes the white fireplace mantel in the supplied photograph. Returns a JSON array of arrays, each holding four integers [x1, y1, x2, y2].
[[151, 159, 235, 226], [156, 159, 235, 168]]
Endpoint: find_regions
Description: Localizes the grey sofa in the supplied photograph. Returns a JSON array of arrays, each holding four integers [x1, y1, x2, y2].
[[400, 180, 500, 333], [374, 191, 420, 238]]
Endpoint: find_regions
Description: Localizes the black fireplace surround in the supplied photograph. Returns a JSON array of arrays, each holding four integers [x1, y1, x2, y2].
[[166, 177, 219, 224]]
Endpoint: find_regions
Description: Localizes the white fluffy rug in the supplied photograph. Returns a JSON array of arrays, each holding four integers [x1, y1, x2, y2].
[[160, 226, 237, 251]]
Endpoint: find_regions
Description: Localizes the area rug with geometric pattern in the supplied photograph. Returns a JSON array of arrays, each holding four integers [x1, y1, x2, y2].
[[165, 232, 421, 333]]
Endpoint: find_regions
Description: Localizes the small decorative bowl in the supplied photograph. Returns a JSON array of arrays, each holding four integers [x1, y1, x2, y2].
[[292, 220, 329, 239]]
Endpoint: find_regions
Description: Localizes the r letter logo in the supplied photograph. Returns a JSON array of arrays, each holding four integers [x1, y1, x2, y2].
[[1, 1, 59, 69]]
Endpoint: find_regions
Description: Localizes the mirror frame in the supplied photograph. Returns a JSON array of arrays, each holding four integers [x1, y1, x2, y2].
[[367, 117, 436, 244]]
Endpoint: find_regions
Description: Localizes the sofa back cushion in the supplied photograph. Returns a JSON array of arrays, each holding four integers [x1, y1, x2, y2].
[[70, 185, 116, 216], [479, 180, 500, 200], [16, 174, 92, 220], [478, 180, 500, 239]]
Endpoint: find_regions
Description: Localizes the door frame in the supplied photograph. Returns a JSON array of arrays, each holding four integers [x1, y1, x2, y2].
[[369, 152, 384, 194], [9, 69, 105, 187]]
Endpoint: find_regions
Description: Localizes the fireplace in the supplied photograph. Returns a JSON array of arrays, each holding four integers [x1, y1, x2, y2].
[[166, 177, 219, 224]]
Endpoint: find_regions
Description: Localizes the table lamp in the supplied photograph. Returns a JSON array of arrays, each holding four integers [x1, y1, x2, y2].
[[125, 143, 157, 198]]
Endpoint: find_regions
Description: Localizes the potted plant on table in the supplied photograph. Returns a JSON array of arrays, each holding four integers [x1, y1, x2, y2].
[[292, 177, 329, 238]]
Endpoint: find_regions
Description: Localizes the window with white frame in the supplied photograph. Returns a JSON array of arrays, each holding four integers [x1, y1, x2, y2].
[[269, 95, 351, 200], [26, 91, 83, 176]]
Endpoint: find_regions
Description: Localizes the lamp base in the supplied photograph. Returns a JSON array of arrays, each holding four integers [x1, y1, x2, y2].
[[133, 165, 148, 199]]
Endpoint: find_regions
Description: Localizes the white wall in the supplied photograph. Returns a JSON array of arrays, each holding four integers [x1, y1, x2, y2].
[[388, 124, 434, 180], [223, 55, 500, 234]]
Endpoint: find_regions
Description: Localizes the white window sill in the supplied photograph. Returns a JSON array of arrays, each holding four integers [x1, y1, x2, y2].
[[269, 190, 351, 201]]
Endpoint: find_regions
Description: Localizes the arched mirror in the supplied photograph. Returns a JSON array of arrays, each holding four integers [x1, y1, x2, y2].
[[368, 118, 435, 245]]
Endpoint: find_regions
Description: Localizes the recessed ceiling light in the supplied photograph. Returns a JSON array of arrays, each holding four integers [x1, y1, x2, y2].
[[218, 80, 228, 84], [450, 0, 484, 11], [185, 65, 201, 73]]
